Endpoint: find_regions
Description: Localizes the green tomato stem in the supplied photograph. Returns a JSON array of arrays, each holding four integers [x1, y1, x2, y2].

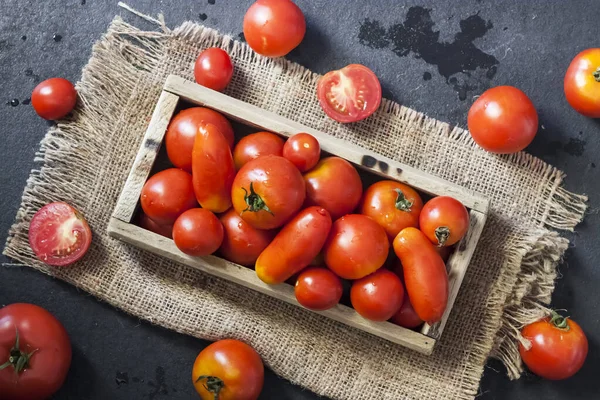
[[0, 327, 38, 374], [241, 182, 274, 215], [393, 188, 413, 211], [594, 67, 600, 82], [196, 375, 225, 400], [549, 310, 570, 331]]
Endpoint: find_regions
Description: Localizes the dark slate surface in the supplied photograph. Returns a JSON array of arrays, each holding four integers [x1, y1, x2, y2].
[[1, 1, 598, 399]]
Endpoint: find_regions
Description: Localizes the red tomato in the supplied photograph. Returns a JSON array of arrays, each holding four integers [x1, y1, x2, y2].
[[192, 339, 264, 400], [294, 267, 343, 311], [467, 86, 538, 154], [218, 209, 275, 267], [232, 155, 305, 230], [519, 312, 588, 380], [0, 303, 71, 400], [233, 131, 284, 170], [420, 196, 469, 247], [193, 124, 236, 213], [390, 297, 423, 329], [317, 64, 382, 123], [31, 78, 77, 120], [140, 168, 197, 225], [194, 48, 234, 92], [350, 269, 404, 321], [165, 108, 235, 171], [256, 207, 332, 284], [323, 214, 389, 280], [303, 157, 363, 220], [564, 48, 600, 118], [282, 133, 321, 172], [139, 212, 173, 239], [243, 0, 306, 57], [173, 208, 224, 256], [28, 202, 92, 267]]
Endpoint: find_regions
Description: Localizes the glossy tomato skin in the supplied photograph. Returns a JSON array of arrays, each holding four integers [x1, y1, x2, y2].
[[282, 133, 321, 172], [194, 48, 234, 92], [243, 0, 306, 57], [393, 227, 448, 324], [294, 266, 343, 311], [303, 157, 363, 220], [139, 212, 173, 239], [173, 208, 224, 256], [140, 168, 197, 225], [467, 86, 538, 154], [350, 269, 404, 321], [233, 131, 284, 170], [390, 297, 423, 329], [323, 214, 389, 280], [232, 155, 306, 230], [519, 314, 588, 380], [28, 202, 92, 267], [420, 196, 469, 247], [218, 209, 275, 267], [256, 207, 332, 284], [165, 108, 234, 171], [192, 339, 264, 400], [31, 78, 77, 120], [317, 64, 382, 123], [0, 303, 72, 400], [564, 48, 600, 118]]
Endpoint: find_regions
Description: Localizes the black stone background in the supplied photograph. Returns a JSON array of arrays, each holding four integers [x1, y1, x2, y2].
[[1, 1, 599, 399]]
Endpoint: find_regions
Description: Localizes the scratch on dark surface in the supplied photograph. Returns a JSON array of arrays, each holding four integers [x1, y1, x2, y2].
[[116, 371, 129, 386]]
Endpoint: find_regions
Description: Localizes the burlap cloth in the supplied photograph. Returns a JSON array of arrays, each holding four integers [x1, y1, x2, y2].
[[3, 13, 588, 400]]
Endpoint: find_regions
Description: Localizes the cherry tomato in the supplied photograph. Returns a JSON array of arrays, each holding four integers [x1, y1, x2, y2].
[[467, 86, 538, 154], [0, 303, 71, 400], [28, 202, 92, 267], [194, 48, 234, 92], [192, 339, 264, 400], [393, 227, 448, 324], [193, 124, 236, 213], [323, 214, 389, 280], [519, 312, 588, 380], [390, 297, 423, 329], [218, 209, 275, 267], [233, 131, 284, 170], [140, 168, 197, 225], [294, 266, 343, 311], [139, 212, 173, 239], [317, 64, 382, 123], [303, 157, 363, 220], [282, 133, 320, 172], [31, 78, 77, 120], [359, 180, 423, 242], [350, 269, 404, 321], [165, 108, 234, 171], [232, 155, 305, 230], [173, 208, 223, 256], [420, 196, 469, 247], [256, 207, 332, 284], [564, 48, 600, 118], [243, 0, 306, 57]]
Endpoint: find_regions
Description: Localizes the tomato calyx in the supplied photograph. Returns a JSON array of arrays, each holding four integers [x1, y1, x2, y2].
[[0, 327, 38, 374], [394, 188, 413, 212], [593, 67, 600, 82], [195, 375, 225, 400], [241, 182, 274, 215], [549, 310, 571, 331], [434, 226, 451, 247]]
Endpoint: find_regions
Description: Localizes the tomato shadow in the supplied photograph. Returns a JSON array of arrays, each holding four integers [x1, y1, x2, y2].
[[49, 344, 95, 399], [285, 18, 333, 74]]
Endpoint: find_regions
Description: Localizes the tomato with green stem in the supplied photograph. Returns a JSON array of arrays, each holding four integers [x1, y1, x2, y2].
[[564, 48, 600, 118], [419, 196, 469, 247], [233, 131, 284, 170]]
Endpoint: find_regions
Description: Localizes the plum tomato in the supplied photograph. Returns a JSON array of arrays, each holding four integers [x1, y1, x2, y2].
[[173, 208, 224, 256], [194, 47, 234, 92], [31, 78, 77, 120], [282, 133, 321, 172], [350, 269, 404, 321], [218, 209, 275, 267], [419, 196, 469, 247], [294, 266, 343, 311], [390, 297, 423, 329], [233, 131, 284, 170], [140, 168, 197, 225], [139, 212, 173, 239], [564, 48, 600, 118]]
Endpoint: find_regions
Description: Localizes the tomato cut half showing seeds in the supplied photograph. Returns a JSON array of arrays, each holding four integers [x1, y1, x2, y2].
[[28, 202, 92, 266]]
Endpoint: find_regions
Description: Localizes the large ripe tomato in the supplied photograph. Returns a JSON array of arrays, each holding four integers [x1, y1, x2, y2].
[[359, 180, 423, 242], [173, 208, 223, 256], [192, 339, 264, 400], [467, 86, 538, 154], [139, 212, 173, 239], [232, 155, 305, 230], [564, 48, 600, 118], [31, 78, 77, 120], [420, 196, 469, 247], [303, 157, 363, 220], [0, 303, 71, 400], [317, 64, 382, 123], [194, 48, 234, 92], [323, 214, 389, 280], [519, 312, 588, 380], [140, 168, 197, 225], [232, 131, 284, 170], [390, 297, 423, 329], [350, 269, 404, 321], [165, 108, 234, 172], [28, 202, 92, 267], [243, 0, 306, 57], [282, 133, 321, 172], [218, 209, 275, 267], [294, 266, 343, 311]]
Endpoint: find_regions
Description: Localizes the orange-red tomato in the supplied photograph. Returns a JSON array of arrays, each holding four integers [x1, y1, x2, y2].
[[194, 48, 234, 92], [420, 196, 469, 247], [218, 209, 275, 267], [139, 212, 173, 239], [564, 48, 600, 118], [232, 155, 305, 230], [303, 157, 363, 220], [31, 77, 77, 120], [393, 227, 448, 324], [140, 168, 197, 225], [192, 339, 264, 400], [323, 214, 389, 280], [282, 133, 321, 172], [256, 207, 332, 284], [359, 180, 423, 242], [173, 208, 223, 256], [390, 297, 423, 329], [519, 312, 588, 380], [294, 266, 343, 311], [350, 269, 404, 321], [233, 131, 284, 170]]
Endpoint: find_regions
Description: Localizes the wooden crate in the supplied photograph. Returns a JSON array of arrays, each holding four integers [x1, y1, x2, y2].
[[108, 75, 489, 355]]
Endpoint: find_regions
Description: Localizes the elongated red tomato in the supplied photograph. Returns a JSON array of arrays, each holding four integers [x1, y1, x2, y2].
[[420, 196, 469, 247], [233, 131, 284, 170], [564, 48, 600, 118], [256, 207, 332, 284], [393, 227, 448, 324], [193, 124, 236, 213]]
